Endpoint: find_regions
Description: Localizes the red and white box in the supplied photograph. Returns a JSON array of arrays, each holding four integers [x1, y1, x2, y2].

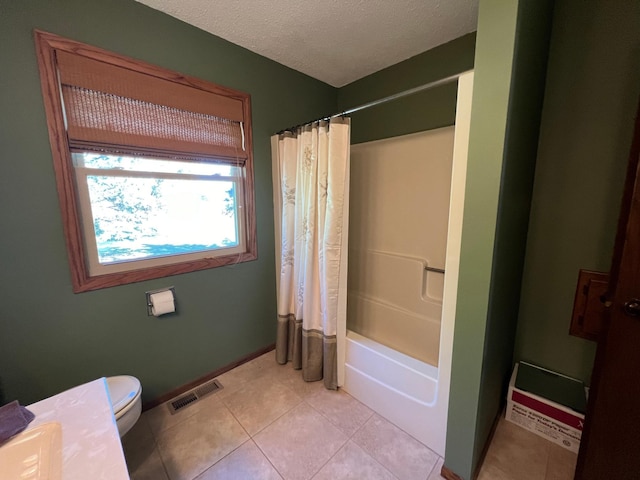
[[506, 363, 584, 453]]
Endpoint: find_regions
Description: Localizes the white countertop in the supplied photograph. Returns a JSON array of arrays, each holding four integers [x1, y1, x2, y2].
[[28, 378, 130, 479]]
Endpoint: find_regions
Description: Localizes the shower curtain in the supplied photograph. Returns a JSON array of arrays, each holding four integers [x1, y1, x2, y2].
[[270, 118, 350, 389]]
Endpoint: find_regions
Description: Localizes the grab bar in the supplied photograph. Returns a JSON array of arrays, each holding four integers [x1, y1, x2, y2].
[[424, 266, 445, 274]]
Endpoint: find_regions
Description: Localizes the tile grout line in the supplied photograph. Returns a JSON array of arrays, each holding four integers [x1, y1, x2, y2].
[[304, 387, 376, 437], [307, 428, 351, 479], [139, 417, 171, 480], [246, 364, 350, 479], [423, 456, 441, 480], [156, 442, 172, 480], [216, 364, 305, 438], [303, 396, 398, 480], [248, 396, 304, 437], [122, 416, 174, 480], [239, 395, 305, 438], [190, 438, 255, 480], [215, 375, 305, 476], [350, 413, 440, 480], [251, 436, 287, 480], [208, 399, 259, 474], [220, 391, 257, 439], [255, 362, 368, 478], [150, 395, 248, 480]]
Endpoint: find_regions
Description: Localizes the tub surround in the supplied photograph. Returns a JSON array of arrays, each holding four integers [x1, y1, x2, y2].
[[343, 72, 474, 458], [27, 378, 129, 479], [348, 128, 454, 366]]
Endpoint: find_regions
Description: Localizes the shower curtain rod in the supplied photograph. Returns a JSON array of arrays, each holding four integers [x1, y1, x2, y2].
[[275, 70, 471, 135]]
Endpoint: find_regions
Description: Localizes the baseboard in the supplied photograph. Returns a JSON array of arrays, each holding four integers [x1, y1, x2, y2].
[[441, 465, 464, 480], [142, 343, 275, 411], [472, 406, 504, 479]]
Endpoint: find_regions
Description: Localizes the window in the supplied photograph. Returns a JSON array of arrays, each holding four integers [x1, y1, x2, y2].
[[73, 153, 245, 275], [34, 30, 256, 292]]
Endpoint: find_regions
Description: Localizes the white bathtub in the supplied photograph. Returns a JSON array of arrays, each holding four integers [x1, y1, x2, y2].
[[344, 330, 446, 454]]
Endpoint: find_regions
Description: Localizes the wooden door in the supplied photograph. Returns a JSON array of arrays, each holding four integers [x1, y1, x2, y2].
[[575, 102, 640, 479]]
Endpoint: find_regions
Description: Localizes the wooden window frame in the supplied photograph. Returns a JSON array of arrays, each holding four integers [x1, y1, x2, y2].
[[34, 30, 257, 293]]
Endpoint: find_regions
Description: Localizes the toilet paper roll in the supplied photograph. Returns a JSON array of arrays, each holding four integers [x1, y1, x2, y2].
[[149, 290, 175, 316]]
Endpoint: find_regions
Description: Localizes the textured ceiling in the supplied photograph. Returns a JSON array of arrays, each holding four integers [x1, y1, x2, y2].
[[135, 0, 478, 87]]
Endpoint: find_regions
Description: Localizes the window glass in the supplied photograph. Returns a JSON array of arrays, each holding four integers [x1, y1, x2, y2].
[[73, 153, 244, 274]]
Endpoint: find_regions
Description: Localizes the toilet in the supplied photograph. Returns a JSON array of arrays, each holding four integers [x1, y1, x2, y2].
[[106, 375, 142, 438]]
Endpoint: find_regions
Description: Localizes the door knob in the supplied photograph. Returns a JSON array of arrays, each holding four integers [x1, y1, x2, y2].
[[623, 299, 640, 316]]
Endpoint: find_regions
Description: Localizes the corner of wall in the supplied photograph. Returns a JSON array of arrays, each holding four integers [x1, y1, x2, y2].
[[443, 0, 555, 477]]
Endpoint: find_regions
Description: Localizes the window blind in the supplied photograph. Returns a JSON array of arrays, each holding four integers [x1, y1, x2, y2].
[[56, 51, 247, 161]]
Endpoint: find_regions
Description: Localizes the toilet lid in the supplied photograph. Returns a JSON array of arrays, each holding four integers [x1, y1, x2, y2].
[[106, 375, 141, 414]]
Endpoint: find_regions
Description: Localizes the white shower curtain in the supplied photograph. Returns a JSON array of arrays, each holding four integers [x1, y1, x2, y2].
[[271, 118, 350, 389]]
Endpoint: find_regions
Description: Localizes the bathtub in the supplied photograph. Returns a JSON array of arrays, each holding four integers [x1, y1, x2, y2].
[[344, 330, 446, 454], [343, 250, 446, 453]]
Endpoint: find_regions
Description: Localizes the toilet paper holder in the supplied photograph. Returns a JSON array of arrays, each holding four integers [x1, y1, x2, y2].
[[145, 286, 176, 316]]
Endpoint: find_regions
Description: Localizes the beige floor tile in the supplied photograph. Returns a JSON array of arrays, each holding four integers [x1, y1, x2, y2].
[[196, 440, 283, 480], [477, 462, 513, 480], [122, 413, 154, 455], [275, 368, 327, 398], [306, 388, 373, 437], [545, 443, 577, 480], [122, 415, 169, 479], [223, 375, 302, 435], [252, 353, 309, 388], [257, 360, 300, 385], [128, 446, 170, 480], [215, 360, 265, 400], [352, 414, 439, 480], [427, 456, 445, 480], [483, 418, 550, 480], [251, 350, 331, 399], [312, 440, 396, 480], [156, 399, 249, 480], [249, 350, 279, 372], [254, 402, 348, 480]]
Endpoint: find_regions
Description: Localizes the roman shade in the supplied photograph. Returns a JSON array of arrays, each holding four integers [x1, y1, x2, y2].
[[56, 51, 247, 161]]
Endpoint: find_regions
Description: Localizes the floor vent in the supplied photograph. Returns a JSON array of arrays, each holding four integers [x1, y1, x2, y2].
[[167, 379, 223, 415]]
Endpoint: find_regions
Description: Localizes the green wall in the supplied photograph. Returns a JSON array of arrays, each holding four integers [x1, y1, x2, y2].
[[445, 1, 554, 478], [514, 0, 640, 384], [337, 33, 476, 144], [0, 0, 336, 404]]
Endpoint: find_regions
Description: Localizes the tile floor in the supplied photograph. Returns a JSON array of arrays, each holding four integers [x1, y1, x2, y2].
[[122, 350, 577, 480], [478, 417, 577, 480]]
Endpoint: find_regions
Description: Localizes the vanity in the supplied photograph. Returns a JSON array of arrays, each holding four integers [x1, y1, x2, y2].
[[1, 378, 129, 479]]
